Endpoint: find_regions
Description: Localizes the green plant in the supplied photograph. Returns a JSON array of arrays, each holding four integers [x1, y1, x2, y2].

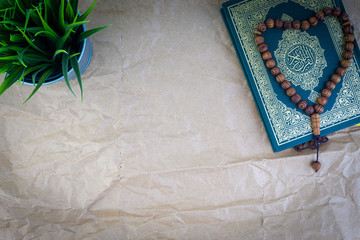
[[0, 0, 110, 102]]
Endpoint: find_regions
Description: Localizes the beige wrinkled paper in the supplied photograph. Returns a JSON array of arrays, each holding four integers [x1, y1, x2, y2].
[[0, 0, 360, 239]]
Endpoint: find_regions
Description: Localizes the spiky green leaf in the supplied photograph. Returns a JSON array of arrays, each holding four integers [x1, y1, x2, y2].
[[16, 27, 49, 55], [78, 0, 98, 21], [70, 55, 82, 101], [61, 51, 76, 97], [77, 25, 111, 43], [65, 1, 74, 23], [0, 65, 24, 96], [24, 67, 54, 103]]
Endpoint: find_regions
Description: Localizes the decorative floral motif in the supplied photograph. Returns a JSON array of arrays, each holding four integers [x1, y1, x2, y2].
[[275, 30, 327, 91]]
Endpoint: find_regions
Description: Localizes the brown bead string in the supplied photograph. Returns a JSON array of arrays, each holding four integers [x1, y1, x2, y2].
[[254, 7, 356, 172]]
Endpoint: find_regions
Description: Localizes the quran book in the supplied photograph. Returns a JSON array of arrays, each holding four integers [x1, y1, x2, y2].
[[220, 0, 360, 152]]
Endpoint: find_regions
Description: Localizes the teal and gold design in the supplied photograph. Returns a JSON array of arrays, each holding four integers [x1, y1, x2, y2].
[[222, 0, 360, 151], [275, 30, 327, 91], [281, 14, 293, 22], [291, 0, 334, 11]]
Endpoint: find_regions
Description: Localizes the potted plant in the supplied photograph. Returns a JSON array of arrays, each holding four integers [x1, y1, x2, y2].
[[0, 0, 110, 102]]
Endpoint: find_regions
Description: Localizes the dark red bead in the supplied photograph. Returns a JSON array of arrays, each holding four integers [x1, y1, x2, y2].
[[312, 161, 321, 172], [283, 20, 292, 29], [344, 42, 354, 51], [286, 87, 296, 97], [322, 89, 332, 98], [265, 18, 275, 28], [343, 25, 354, 34], [344, 33, 355, 42], [301, 20, 310, 30], [341, 60, 351, 69], [281, 80, 291, 89], [258, 43, 268, 53], [292, 20, 301, 29], [275, 19, 283, 28], [342, 21, 351, 26], [291, 94, 301, 103], [275, 73, 285, 83], [271, 67, 281, 75], [323, 7, 332, 16], [305, 106, 315, 115], [255, 36, 265, 45], [330, 74, 341, 84], [262, 51, 272, 61], [314, 104, 324, 113], [315, 11, 325, 21], [309, 17, 318, 26], [258, 23, 267, 32], [298, 100, 308, 110], [336, 67, 346, 76], [343, 51, 354, 60], [318, 96, 328, 106], [340, 13, 350, 22], [266, 59, 276, 68], [326, 81, 336, 90], [332, 7, 342, 17]]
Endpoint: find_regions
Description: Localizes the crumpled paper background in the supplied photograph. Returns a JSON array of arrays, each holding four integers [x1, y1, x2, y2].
[[0, 0, 360, 239]]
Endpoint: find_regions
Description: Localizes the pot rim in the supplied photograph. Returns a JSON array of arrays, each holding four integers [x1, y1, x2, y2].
[[22, 24, 92, 86]]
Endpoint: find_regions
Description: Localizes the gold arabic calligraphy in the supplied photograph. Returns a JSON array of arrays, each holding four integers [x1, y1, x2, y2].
[[286, 44, 316, 73]]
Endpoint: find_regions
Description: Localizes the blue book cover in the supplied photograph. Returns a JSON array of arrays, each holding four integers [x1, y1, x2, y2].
[[221, 0, 360, 152]]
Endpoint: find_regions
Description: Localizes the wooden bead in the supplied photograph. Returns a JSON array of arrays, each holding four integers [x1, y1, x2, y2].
[[283, 20, 292, 29], [330, 74, 341, 83], [265, 18, 275, 28], [343, 25, 354, 34], [254, 30, 262, 35], [326, 81, 336, 90], [305, 105, 315, 115], [336, 67, 346, 76], [311, 161, 321, 172], [286, 87, 296, 97], [275, 19, 283, 28], [309, 17, 318, 26], [298, 100, 308, 110], [255, 36, 265, 45], [271, 66, 280, 75], [262, 51, 272, 60], [258, 43, 268, 53], [301, 20, 310, 30], [332, 7, 342, 17], [343, 51, 354, 60], [266, 59, 276, 68], [275, 73, 285, 83], [294, 143, 305, 152], [344, 33, 355, 42], [322, 88, 332, 98], [341, 59, 351, 69], [291, 94, 301, 103], [314, 104, 324, 113], [258, 23, 267, 32], [292, 20, 301, 29], [281, 80, 291, 89], [318, 96, 328, 106], [309, 139, 316, 149], [311, 113, 320, 135], [342, 21, 351, 26], [323, 7, 332, 16], [340, 13, 350, 22], [344, 42, 354, 51], [315, 11, 325, 21]]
